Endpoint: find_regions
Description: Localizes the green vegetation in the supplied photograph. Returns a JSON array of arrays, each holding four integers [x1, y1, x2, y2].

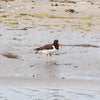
[[35, 14, 49, 18], [10, 22, 18, 25], [65, 20, 71, 23], [55, 3, 58, 6], [84, 29, 91, 31], [96, 18, 100, 20], [11, 26, 18, 28], [0, 11, 5, 13], [0, 15, 7, 18], [3, 22, 19, 28], [13, 38, 22, 41], [81, 17, 93, 20], [23, 18, 32, 20], [19, 13, 28, 16]]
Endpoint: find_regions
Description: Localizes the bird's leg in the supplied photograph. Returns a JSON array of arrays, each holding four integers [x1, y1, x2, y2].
[[46, 54, 49, 63], [49, 53, 54, 62], [49, 53, 52, 61]]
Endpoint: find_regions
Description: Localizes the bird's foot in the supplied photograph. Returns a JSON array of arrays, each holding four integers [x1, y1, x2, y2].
[[51, 60, 55, 63], [46, 60, 56, 63], [46, 60, 49, 63]]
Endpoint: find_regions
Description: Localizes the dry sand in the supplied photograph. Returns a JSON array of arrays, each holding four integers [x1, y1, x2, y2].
[[0, 0, 100, 100]]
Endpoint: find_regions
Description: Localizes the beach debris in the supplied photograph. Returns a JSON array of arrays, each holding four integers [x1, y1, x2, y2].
[[19, 13, 28, 16], [49, 0, 58, 2], [6, 27, 27, 30], [60, 1, 76, 4], [62, 44, 100, 48], [64, 63, 72, 65], [51, 4, 54, 6], [62, 77, 65, 79], [1, 52, 19, 59], [73, 66, 78, 68], [30, 65, 34, 67], [65, 9, 75, 13], [66, 1, 76, 4], [19, 27, 27, 30], [50, 0, 76, 4], [9, 22, 19, 25], [1, 0, 15, 2], [50, 31, 54, 33], [50, 9, 56, 11], [13, 38, 22, 41], [33, 75, 35, 77], [86, 0, 94, 5]]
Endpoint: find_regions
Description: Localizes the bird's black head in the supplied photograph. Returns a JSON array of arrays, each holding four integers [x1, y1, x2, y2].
[[53, 40, 62, 50], [53, 40, 59, 50], [53, 40, 58, 44]]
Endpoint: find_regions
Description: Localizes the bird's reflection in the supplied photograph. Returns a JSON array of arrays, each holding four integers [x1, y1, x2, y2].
[[33, 62, 59, 78]]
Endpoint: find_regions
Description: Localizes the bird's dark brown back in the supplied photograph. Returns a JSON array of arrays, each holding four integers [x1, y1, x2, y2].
[[35, 44, 53, 50]]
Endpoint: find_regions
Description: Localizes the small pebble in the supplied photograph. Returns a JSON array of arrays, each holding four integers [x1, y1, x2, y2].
[[30, 65, 34, 67], [74, 66, 78, 68], [50, 31, 54, 33], [62, 77, 65, 79], [33, 75, 35, 77]]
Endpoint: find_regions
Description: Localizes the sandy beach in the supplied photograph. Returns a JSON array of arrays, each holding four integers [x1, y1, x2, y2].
[[0, 0, 100, 99]]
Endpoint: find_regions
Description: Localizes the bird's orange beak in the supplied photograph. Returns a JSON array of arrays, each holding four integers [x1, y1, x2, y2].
[[57, 42, 63, 48]]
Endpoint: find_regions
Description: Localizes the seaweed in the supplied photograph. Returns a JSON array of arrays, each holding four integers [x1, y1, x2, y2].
[[1, 52, 19, 59], [65, 9, 75, 13], [81, 17, 93, 20], [84, 29, 91, 31]]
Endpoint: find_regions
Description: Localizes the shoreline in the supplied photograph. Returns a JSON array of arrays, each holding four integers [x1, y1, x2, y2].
[[0, 76, 100, 89], [0, 0, 100, 32]]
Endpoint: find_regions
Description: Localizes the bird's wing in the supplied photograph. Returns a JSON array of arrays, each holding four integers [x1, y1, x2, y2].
[[35, 44, 53, 51]]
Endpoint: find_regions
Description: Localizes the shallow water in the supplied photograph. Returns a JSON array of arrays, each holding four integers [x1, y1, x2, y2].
[[0, 26, 100, 78], [0, 85, 100, 100], [0, 26, 100, 100]]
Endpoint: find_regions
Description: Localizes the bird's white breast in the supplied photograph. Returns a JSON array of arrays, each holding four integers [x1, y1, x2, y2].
[[39, 46, 57, 54]]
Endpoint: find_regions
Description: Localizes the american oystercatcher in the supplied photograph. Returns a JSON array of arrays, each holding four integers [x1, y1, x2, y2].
[[34, 40, 62, 62]]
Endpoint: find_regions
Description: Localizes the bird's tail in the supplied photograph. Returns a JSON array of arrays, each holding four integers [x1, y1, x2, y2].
[[34, 48, 39, 54], [35, 50, 39, 54]]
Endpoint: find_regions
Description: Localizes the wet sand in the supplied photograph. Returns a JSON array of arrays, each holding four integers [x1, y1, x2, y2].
[[0, 27, 100, 99], [0, 0, 100, 100], [0, 77, 100, 100]]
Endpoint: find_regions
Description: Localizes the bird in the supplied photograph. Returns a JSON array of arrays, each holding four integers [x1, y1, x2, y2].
[[34, 40, 63, 63]]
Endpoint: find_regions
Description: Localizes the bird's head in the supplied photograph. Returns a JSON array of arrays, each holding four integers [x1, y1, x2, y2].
[[53, 40, 62, 50]]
